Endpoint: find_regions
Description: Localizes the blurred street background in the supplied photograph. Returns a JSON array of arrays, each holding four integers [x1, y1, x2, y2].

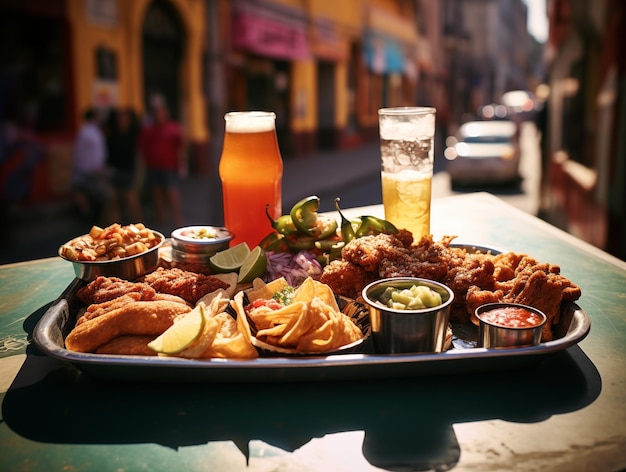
[[1, 0, 624, 264]]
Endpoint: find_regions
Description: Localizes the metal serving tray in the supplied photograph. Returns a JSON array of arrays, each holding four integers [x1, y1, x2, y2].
[[33, 277, 591, 383]]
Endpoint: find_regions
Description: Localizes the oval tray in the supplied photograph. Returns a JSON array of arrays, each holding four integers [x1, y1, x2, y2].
[[33, 278, 590, 383]]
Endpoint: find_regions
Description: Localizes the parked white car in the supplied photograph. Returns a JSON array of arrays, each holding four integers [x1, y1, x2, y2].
[[445, 120, 520, 185]]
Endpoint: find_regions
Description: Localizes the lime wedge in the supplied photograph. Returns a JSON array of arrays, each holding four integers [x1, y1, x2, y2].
[[147, 304, 205, 354], [237, 246, 267, 283], [209, 242, 250, 273]]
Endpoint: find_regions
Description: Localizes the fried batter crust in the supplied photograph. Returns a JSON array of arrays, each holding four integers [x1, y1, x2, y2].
[[319, 259, 376, 299], [95, 335, 157, 356], [76, 276, 156, 305], [65, 300, 191, 353], [76, 293, 144, 325], [139, 267, 229, 304]]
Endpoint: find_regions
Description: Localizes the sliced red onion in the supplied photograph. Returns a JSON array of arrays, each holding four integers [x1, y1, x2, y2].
[[264, 250, 323, 287]]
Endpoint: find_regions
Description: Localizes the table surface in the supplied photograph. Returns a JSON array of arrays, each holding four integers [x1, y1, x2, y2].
[[1, 192, 625, 472]]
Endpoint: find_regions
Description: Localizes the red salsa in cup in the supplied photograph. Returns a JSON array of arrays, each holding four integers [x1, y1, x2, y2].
[[479, 306, 544, 328]]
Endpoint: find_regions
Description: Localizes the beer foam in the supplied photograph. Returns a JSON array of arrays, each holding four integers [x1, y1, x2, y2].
[[225, 112, 276, 133]]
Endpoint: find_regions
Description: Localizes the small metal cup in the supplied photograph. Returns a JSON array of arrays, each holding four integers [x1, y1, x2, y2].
[[60, 231, 165, 282], [475, 303, 547, 349], [170, 226, 234, 265], [361, 277, 454, 354]]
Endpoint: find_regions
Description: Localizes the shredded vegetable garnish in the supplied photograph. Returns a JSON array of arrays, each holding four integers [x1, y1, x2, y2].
[[273, 286, 295, 305], [264, 250, 323, 287]]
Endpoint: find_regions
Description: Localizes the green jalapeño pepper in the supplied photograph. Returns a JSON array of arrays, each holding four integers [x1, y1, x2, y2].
[[334, 198, 356, 244], [265, 205, 298, 236], [355, 215, 398, 238], [289, 196, 338, 239], [285, 234, 318, 251], [259, 232, 289, 252], [315, 239, 345, 263]]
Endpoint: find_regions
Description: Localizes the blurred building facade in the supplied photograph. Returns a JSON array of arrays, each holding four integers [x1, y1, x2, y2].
[[1, 0, 536, 209], [542, 0, 625, 260], [1, 0, 208, 204]]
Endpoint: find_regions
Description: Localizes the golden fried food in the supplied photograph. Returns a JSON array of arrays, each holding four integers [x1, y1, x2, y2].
[[76, 293, 144, 325], [76, 276, 156, 305], [139, 267, 230, 304], [65, 300, 191, 353], [95, 335, 157, 356], [505, 270, 564, 341], [341, 232, 409, 272], [319, 259, 375, 300]]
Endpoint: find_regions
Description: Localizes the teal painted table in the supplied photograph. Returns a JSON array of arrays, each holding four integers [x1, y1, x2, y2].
[[1, 193, 625, 471]]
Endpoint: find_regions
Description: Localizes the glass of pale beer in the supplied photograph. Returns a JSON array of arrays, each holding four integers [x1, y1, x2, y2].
[[378, 107, 436, 239], [219, 111, 283, 247]]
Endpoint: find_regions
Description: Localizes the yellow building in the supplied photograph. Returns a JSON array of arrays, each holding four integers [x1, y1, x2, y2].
[[1, 0, 422, 203]]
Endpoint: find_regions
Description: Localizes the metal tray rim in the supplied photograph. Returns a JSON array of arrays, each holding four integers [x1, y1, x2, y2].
[[33, 287, 590, 381]]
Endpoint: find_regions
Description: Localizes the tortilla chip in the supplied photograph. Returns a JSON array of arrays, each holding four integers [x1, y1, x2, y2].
[[247, 277, 289, 302]]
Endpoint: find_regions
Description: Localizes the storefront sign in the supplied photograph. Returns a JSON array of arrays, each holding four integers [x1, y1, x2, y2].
[[364, 33, 405, 74], [311, 20, 348, 61], [232, 9, 308, 60]]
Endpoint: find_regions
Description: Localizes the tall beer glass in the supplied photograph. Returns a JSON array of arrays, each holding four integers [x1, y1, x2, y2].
[[219, 112, 283, 247], [378, 107, 436, 239]]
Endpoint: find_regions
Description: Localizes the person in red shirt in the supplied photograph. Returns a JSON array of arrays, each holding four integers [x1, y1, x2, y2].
[[139, 99, 185, 227]]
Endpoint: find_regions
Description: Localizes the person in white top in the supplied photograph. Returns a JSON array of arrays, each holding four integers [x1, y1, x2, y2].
[[71, 108, 111, 221]]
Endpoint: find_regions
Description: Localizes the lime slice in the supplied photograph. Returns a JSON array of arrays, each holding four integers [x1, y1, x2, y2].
[[209, 242, 250, 273], [237, 246, 267, 283], [147, 304, 205, 354]]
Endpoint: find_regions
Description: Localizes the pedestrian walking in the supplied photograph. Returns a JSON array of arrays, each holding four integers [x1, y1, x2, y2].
[[106, 107, 142, 223], [138, 98, 185, 227], [71, 107, 111, 222]]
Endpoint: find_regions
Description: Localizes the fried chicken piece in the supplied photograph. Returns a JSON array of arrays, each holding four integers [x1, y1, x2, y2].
[[503, 270, 564, 341], [492, 251, 527, 281], [394, 229, 415, 248], [466, 285, 505, 325], [319, 259, 375, 299], [378, 235, 457, 281], [444, 254, 496, 323], [76, 276, 156, 305], [65, 300, 191, 353], [95, 335, 157, 356], [139, 267, 229, 304], [341, 233, 409, 272], [561, 279, 582, 301]]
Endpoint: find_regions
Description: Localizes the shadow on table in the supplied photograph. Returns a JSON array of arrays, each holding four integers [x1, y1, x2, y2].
[[3, 304, 602, 472]]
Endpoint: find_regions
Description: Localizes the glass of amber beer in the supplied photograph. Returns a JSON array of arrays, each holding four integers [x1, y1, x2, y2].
[[378, 107, 436, 239], [219, 112, 283, 247]]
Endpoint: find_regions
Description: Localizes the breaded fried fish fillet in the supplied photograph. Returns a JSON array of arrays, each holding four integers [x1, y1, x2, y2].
[[95, 335, 157, 356], [65, 300, 191, 353]]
